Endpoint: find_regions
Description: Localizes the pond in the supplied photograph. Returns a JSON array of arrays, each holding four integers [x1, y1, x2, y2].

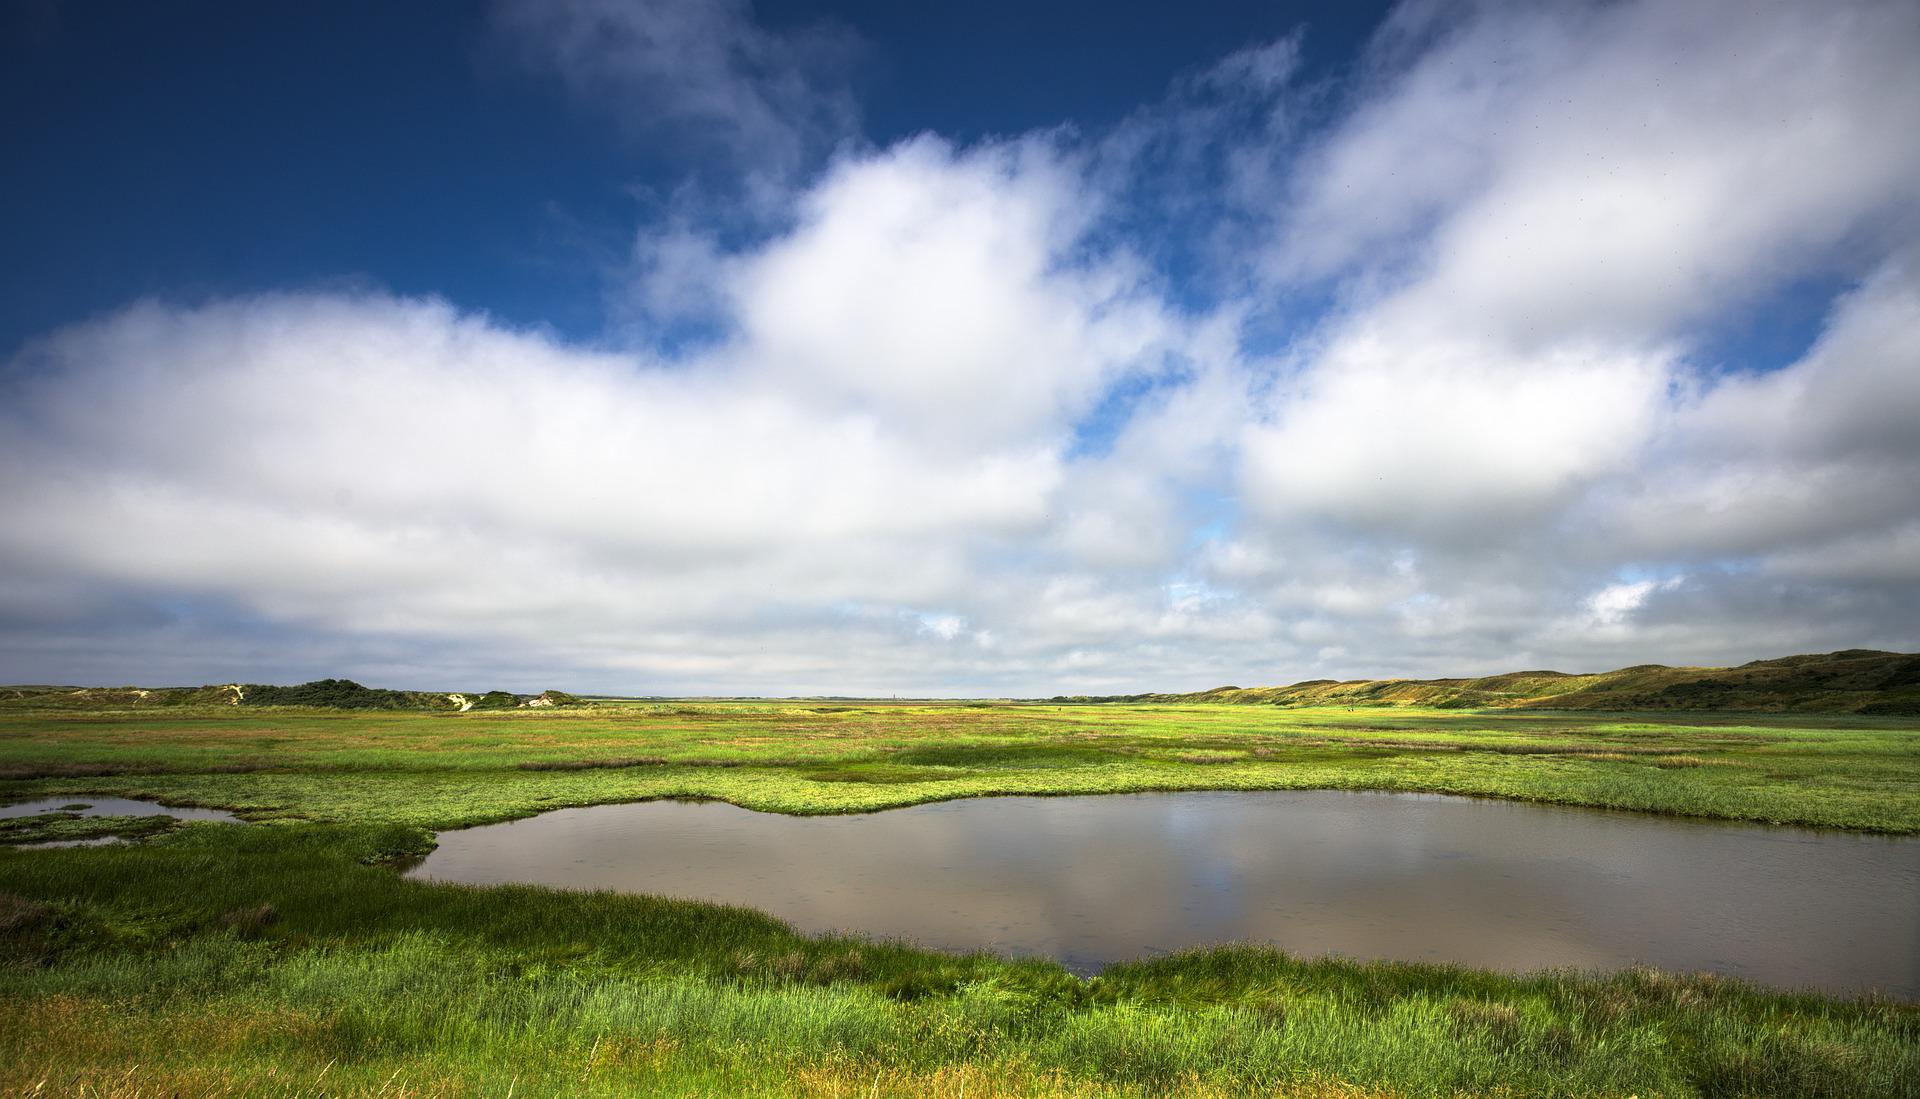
[[407, 790, 1920, 998]]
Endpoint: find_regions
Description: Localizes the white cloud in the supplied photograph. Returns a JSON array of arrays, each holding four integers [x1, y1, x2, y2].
[[1615, 254, 1920, 563], [730, 135, 1174, 446], [1582, 577, 1682, 628], [1275, 0, 1920, 344], [1241, 333, 1670, 535], [917, 613, 967, 641]]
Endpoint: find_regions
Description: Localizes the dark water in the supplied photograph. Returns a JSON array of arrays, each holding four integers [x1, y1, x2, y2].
[[0, 796, 241, 823], [408, 790, 1920, 997]]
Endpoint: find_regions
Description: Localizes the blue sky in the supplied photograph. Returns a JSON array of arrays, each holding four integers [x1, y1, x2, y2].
[[0, 1, 1385, 354], [2, 0, 1916, 694]]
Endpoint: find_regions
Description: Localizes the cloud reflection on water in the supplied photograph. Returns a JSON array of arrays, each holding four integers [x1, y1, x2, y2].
[[411, 790, 1920, 996]]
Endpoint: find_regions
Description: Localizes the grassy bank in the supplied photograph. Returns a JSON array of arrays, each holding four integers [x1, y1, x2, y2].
[[2, 700, 1917, 832], [3, 823, 1916, 1098]]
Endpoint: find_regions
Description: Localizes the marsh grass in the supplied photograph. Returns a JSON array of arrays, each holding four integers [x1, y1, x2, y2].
[[2, 825, 1915, 1097], [1, 701, 1916, 832], [1, 701, 1917, 1094], [0, 812, 178, 846]]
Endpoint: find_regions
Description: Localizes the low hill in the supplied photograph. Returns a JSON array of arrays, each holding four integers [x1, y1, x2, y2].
[[7, 652, 1918, 715], [0, 680, 584, 712], [1051, 650, 1920, 715]]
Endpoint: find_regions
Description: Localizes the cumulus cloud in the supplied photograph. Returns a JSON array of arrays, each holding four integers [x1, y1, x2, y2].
[[1581, 577, 1684, 629], [1603, 253, 1920, 580], [0, 135, 1209, 692], [1234, 0, 1920, 540], [1215, 0, 1920, 673], [3, 0, 1917, 692], [1241, 334, 1671, 536], [730, 136, 1176, 446], [1274, 0, 1920, 337]]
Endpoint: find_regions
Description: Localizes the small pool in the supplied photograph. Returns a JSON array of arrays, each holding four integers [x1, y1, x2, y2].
[[0, 797, 242, 823], [408, 789, 1920, 998]]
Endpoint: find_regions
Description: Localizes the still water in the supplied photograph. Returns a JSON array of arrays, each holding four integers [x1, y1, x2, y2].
[[0, 796, 241, 823], [408, 790, 1920, 997], [0, 796, 244, 847]]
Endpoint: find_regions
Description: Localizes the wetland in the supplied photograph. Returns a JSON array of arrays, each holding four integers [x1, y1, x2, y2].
[[3, 697, 1918, 1096]]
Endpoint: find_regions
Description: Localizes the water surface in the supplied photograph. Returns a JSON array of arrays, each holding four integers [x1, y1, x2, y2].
[[0, 797, 241, 823], [408, 790, 1920, 997]]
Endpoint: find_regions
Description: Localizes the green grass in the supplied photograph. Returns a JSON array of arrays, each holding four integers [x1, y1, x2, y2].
[[3, 824, 1916, 1098], [1, 699, 1917, 1095], [1, 700, 1916, 831], [0, 812, 178, 847]]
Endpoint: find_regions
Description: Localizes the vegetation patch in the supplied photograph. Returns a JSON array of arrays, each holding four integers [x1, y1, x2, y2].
[[0, 814, 178, 847], [802, 763, 961, 785], [891, 743, 1122, 769], [1172, 751, 1244, 765], [517, 756, 669, 771]]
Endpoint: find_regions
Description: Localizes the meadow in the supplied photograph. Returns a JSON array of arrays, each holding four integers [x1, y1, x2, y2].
[[3, 699, 1918, 1096], [2, 700, 1918, 831]]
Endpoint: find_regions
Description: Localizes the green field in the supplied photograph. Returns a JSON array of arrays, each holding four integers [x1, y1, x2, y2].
[[4, 699, 1918, 831], [3, 699, 1919, 1096]]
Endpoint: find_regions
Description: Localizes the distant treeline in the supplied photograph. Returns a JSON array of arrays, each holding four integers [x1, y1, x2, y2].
[[0, 680, 584, 712]]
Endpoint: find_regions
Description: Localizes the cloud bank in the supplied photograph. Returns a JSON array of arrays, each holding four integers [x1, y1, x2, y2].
[[3, 0, 1916, 693]]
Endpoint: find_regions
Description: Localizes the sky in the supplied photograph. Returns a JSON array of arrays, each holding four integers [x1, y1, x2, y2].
[[2, 0, 1917, 696]]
